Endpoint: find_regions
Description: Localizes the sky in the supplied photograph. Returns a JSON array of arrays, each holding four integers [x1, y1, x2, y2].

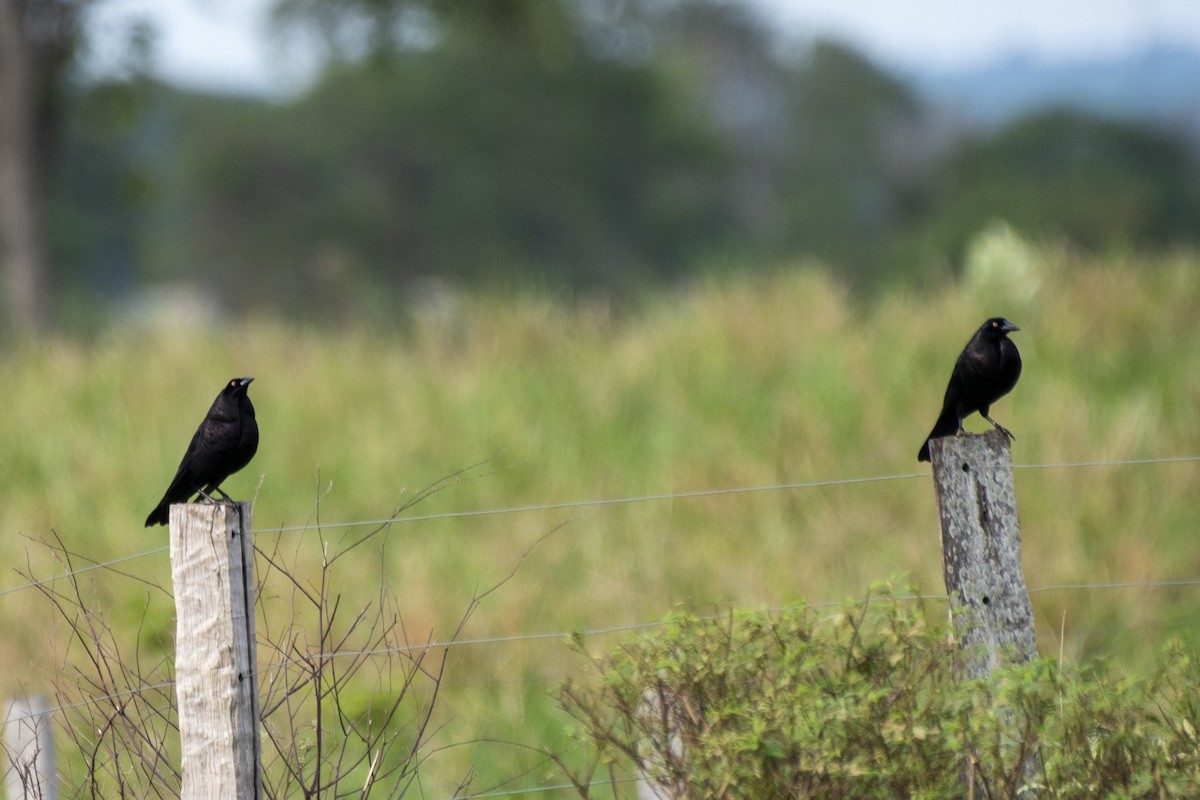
[[85, 0, 1200, 96]]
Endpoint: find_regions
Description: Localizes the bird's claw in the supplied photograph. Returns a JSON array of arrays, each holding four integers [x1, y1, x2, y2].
[[986, 418, 1015, 441]]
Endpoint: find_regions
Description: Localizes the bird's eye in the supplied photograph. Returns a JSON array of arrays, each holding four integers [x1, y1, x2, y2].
[[992, 321, 999, 328]]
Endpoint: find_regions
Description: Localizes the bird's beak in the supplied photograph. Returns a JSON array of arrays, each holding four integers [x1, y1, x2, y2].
[[1001, 321, 1019, 333], [238, 377, 255, 386]]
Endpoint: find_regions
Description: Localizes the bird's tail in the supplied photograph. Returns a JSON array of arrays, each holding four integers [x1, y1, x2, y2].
[[917, 409, 960, 462], [145, 501, 169, 527]]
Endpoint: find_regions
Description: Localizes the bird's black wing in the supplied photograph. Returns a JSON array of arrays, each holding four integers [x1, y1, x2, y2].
[[144, 421, 212, 527], [918, 332, 987, 462]]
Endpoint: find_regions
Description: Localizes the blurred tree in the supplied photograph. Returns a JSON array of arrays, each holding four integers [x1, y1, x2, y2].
[[919, 108, 1200, 260], [51, 80, 157, 303], [175, 47, 734, 311], [155, 0, 737, 313], [25, 0, 1200, 323], [601, 10, 932, 285], [0, 0, 150, 330], [271, 0, 579, 63], [227, 0, 930, 304], [629, 1, 790, 248], [0, 0, 80, 329], [773, 40, 927, 284]]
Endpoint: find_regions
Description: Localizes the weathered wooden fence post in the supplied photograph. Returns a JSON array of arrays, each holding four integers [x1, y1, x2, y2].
[[170, 502, 262, 800], [930, 429, 1039, 796], [929, 429, 1037, 674], [3, 695, 56, 800]]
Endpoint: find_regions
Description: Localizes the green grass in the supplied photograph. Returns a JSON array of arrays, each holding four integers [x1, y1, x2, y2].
[[3, 241, 1200, 794]]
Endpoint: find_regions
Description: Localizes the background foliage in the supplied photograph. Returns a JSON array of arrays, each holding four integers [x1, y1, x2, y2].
[[563, 591, 1200, 798], [2, 242, 1199, 792], [33, 0, 1200, 323]]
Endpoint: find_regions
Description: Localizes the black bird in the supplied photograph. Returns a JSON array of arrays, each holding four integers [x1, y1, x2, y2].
[[145, 377, 259, 526], [918, 318, 1021, 462]]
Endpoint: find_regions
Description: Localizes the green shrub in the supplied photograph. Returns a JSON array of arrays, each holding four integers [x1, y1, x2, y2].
[[561, 588, 1200, 798]]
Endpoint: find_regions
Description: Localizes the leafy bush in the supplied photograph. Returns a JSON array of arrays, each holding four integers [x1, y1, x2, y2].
[[560, 588, 1200, 798]]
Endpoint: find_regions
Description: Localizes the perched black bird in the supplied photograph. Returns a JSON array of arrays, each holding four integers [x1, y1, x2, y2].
[[145, 377, 259, 526], [918, 318, 1021, 462]]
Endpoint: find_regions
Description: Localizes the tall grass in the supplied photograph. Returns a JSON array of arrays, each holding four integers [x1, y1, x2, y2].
[[2, 241, 1198, 793]]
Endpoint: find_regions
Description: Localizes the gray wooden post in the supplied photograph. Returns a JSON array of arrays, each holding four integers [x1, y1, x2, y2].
[[930, 430, 1040, 798], [170, 502, 262, 800], [3, 695, 56, 800], [929, 430, 1038, 675]]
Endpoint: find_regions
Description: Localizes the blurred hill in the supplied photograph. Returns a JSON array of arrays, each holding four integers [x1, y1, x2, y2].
[[906, 44, 1200, 130]]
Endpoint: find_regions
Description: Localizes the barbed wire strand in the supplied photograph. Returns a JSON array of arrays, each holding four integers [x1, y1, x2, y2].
[[0, 472, 924, 599], [267, 578, 1200, 666], [276, 594, 946, 665], [0, 546, 169, 598], [11, 577, 1200, 728], [263, 472, 928, 535], [14, 575, 1195, 734], [451, 776, 637, 800], [1013, 455, 1200, 470], [1030, 578, 1200, 594], [4, 455, 1198, 723], [11, 679, 176, 723], [254, 454, 1200, 536], [3, 453, 1197, 607]]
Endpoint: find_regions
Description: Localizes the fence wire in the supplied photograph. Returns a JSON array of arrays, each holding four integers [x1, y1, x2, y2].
[[6, 454, 1197, 600], [4, 454, 1200, 735], [8, 577, 1200, 729]]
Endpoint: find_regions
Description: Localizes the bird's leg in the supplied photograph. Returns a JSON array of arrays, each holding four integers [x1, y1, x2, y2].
[[983, 414, 1015, 441], [193, 487, 235, 507]]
